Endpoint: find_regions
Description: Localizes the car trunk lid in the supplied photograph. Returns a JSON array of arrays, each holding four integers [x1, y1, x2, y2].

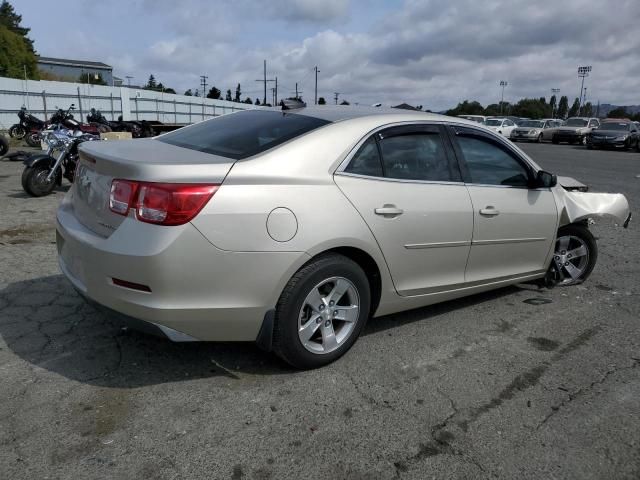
[[71, 138, 235, 237]]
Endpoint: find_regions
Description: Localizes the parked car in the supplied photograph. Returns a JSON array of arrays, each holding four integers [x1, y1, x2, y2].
[[484, 117, 517, 137], [56, 106, 630, 368], [587, 120, 640, 150], [552, 117, 600, 145], [457, 115, 487, 124], [510, 119, 561, 142]]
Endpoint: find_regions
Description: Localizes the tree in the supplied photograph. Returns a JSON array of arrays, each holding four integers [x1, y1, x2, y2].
[[557, 96, 569, 119], [446, 100, 485, 116], [146, 74, 157, 89], [0, 1, 37, 79], [243, 97, 252, 104], [511, 98, 548, 119], [549, 95, 557, 117], [184, 89, 193, 96], [225, 89, 232, 101], [206, 86, 221, 99], [581, 102, 593, 117], [194, 89, 200, 97], [255, 98, 261, 105], [607, 107, 628, 118], [340, 100, 350, 105], [318, 97, 326, 105], [0, 25, 37, 79], [567, 98, 581, 117], [164, 87, 176, 94], [234, 83, 241, 102], [77, 72, 107, 85]]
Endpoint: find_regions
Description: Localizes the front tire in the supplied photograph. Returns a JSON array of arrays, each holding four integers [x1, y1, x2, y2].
[[9, 124, 26, 139], [0, 135, 8, 156], [273, 253, 371, 369], [553, 224, 597, 286], [21, 165, 56, 197], [537, 133, 542, 143], [25, 132, 41, 148]]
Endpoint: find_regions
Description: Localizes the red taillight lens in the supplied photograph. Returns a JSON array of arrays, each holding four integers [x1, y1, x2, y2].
[[109, 180, 137, 215], [109, 180, 218, 226]]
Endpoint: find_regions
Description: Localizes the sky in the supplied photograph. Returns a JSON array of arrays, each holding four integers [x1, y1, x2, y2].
[[15, 0, 640, 110]]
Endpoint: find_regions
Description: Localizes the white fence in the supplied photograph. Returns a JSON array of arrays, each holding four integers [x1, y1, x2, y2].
[[0, 76, 264, 130]]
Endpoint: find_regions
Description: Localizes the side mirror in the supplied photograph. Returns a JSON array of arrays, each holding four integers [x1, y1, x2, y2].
[[535, 170, 557, 188]]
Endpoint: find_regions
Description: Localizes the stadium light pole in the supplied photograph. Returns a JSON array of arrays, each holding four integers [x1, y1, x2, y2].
[[551, 88, 560, 117], [577, 66, 592, 110], [499, 81, 508, 115]]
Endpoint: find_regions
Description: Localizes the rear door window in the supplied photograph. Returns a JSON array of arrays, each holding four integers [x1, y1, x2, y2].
[[158, 110, 330, 160]]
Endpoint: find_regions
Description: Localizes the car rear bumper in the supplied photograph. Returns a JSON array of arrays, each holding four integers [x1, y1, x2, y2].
[[588, 138, 627, 148], [511, 132, 539, 141], [56, 195, 307, 342], [554, 132, 583, 142]]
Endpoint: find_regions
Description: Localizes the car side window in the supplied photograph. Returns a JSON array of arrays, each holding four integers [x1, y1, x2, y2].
[[456, 134, 530, 187], [379, 132, 453, 182], [589, 120, 599, 127], [344, 137, 383, 177], [505, 120, 513, 127]]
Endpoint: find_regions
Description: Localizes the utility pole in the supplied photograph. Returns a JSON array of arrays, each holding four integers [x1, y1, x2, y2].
[[200, 75, 208, 98], [275, 77, 278, 106], [499, 80, 508, 115], [334, 92, 340, 105], [314, 66, 320, 104], [126, 75, 133, 88], [255, 60, 275, 105], [577, 66, 591, 110], [293, 83, 303, 100], [551, 88, 560, 117]]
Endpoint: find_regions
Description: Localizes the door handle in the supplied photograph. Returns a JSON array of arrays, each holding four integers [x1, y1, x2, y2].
[[374, 205, 404, 217], [479, 206, 500, 216]]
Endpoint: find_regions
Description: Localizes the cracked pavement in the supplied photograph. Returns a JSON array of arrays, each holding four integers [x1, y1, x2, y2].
[[1, 143, 639, 479]]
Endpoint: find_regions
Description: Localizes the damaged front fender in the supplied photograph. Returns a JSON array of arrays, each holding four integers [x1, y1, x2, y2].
[[553, 184, 631, 228]]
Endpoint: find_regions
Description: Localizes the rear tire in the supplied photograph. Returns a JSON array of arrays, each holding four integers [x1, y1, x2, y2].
[[273, 253, 371, 369], [553, 224, 597, 286], [22, 165, 56, 197], [552, 136, 559, 144]]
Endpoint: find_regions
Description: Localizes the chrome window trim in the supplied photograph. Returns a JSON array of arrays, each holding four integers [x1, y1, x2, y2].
[[335, 171, 466, 186]]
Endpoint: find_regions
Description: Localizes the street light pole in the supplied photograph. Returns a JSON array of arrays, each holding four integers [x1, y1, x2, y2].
[[551, 88, 560, 117], [577, 66, 592, 110], [499, 80, 508, 115]]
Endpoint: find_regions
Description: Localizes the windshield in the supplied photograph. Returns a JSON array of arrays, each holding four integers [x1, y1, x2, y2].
[[158, 110, 330, 160], [565, 118, 588, 127], [599, 122, 630, 131], [485, 119, 502, 126], [520, 121, 544, 128]]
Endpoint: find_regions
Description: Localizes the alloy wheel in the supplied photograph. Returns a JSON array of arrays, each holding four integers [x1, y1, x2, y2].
[[553, 235, 589, 284], [297, 276, 360, 354]]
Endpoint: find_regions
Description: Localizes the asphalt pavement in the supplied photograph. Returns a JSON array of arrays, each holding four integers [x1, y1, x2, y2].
[[1, 141, 639, 479]]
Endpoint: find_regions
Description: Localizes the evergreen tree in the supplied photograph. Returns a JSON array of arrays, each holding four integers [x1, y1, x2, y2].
[[206, 86, 221, 99], [0, 1, 37, 79], [146, 75, 157, 89], [567, 98, 581, 117], [318, 97, 326, 105], [225, 89, 232, 101], [549, 95, 557, 117], [184, 89, 193, 96], [255, 98, 261, 105], [234, 83, 241, 102], [557, 96, 569, 119]]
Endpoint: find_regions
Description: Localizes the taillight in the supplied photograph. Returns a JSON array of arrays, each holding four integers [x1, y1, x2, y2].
[[109, 180, 218, 226]]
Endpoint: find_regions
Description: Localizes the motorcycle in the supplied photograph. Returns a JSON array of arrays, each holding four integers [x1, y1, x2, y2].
[[21, 128, 100, 197], [20, 105, 110, 148], [9, 107, 45, 141], [0, 134, 9, 156], [87, 108, 155, 138]]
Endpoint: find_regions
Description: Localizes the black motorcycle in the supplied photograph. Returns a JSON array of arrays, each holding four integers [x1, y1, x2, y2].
[[87, 108, 154, 138], [0, 134, 9, 156], [9, 107, 45, 140], [21, 129, 99, 197]]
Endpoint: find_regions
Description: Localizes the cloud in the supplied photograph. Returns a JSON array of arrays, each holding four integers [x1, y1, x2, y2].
[[21, 0, 640, 109]]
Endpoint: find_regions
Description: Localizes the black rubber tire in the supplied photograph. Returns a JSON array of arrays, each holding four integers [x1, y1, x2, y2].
[[556, 224, 598, 286], [273, 253, 371, 369], [25, 132, 41, 148], [537, 133, 542, 143], [552, 136, 559, 144], [9, 124, 25, 139], [0, 135, 8, 156], [21, 165, 56, 197]]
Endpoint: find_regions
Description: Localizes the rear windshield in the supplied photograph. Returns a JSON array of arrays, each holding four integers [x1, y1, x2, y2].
[[485, 119, 502, 126], [158, 110, 330, 160], [566, 118, 588, 127], [600, 122, 630, 131]]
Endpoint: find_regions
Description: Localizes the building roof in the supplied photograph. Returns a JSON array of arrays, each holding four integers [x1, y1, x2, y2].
[[37, 56, 112, 70]]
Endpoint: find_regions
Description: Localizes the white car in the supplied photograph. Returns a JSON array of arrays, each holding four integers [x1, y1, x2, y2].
[[485, 118, 517, 137]]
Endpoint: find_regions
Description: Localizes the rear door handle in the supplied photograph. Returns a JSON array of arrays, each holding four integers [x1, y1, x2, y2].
[[374, 205, 404, 217], [479, 206, 500, 216]]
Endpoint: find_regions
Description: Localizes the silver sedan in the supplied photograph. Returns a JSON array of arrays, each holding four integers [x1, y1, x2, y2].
[[56, 105, 630, 368]]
